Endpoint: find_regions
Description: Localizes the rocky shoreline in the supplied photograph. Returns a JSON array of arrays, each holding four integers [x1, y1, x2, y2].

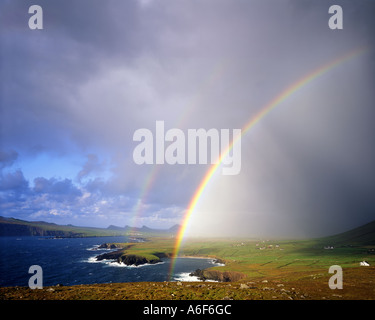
[[95, 243, 170, 266], [97, 243, 123, 249], [95, 243, 238, 281], [187, 258, 246, 282], [189, 268, 245, 282]]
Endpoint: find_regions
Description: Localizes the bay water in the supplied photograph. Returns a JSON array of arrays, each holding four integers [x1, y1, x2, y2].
[[0, 236, 219, 287]]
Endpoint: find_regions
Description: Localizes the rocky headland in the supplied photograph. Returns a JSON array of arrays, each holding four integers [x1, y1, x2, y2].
[[189, 268, 245, 282], [98, 243, 123, 249], [95, 243, 171, 266]]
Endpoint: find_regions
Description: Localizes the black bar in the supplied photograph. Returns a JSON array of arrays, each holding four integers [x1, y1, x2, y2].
[[1, 300, 374, 318]]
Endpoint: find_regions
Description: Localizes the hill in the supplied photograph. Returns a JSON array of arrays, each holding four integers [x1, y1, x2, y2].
[[0, 216, 180, 237], [107, 224, 181, 234], [0, 216, 124, 237], [0, 218, 374, 300], [318, 219, 375, 246]]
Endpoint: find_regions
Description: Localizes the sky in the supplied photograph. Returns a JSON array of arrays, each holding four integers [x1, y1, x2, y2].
[[1, 0, 375, 238]]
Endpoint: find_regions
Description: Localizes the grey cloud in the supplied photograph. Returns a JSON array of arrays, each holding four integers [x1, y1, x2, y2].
[[0, 150, 18, 169], [77, 154, 104, 182], [0, 169, 29, 192], [33, 177, 82, 198], [0, 0, 374, 235]]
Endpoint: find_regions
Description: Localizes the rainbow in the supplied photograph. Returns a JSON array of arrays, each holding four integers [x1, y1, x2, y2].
[[130, 62, 226, 229], [167, 47, 367, 280], [130, 164, 161, 231]]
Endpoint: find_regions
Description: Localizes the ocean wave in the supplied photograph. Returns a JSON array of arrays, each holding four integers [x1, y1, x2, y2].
[[174, 272, 218, 282], [84, 256, 131, 267], [85, 256, 102, 263], [84, 255, 165, 268], [125, 261, 165, 268], [86, 245, 100, 251], [174, 272, 202, 282], [86, 245, 117, 251], [210, 259, 225, 267]]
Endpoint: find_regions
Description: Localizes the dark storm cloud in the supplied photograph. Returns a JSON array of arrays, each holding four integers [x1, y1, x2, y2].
[[0, 150, 18, 169], [77, 154, 105, 182], [0, 169, 29, 192], [33, 177, 82, 198], [1, 0, 155, 153]]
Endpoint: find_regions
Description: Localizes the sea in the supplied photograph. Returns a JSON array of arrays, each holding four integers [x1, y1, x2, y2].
[[0, 236, 222, 287]]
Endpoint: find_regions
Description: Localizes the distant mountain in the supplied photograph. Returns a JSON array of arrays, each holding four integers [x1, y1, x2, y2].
[[168, 224, 181, 233], [106, 225, 126, 231], [319, 219, 375, 245], [0, 216, 180, 237], [107, 224, 181, 234], [4, 214, 373, 243], [0, 216, 123, 237]]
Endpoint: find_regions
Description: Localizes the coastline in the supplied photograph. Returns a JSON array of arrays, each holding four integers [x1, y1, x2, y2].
[[93, 247, 228, 282], [179, 255, 225, 265], [4, 266, 373, 300], [179, 255, 216, 259]]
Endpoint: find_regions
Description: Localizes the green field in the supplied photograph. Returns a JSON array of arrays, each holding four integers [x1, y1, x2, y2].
[[1, 219, 374, 300], [96, 219, 375, 282], [179, 237, 374, 280], [2, 234, 374, 300], [104, 234, 374, 281]]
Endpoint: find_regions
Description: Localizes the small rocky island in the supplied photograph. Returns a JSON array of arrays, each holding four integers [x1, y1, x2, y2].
[[97, 243, 122, 249], [189, 268, 245, 282], [95, 243, 170, 266], [94, 243, 235, 281]]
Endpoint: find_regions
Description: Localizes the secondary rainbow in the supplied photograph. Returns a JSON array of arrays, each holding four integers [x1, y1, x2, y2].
[[130, 62, 226, 230], [168, 47, 367, 280]]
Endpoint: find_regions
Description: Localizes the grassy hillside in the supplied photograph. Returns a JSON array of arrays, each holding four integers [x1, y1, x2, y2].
[[1, 219, 374, 300], [91, 219, 375, 282], [1, 235, 374, 300], [178, 220, 375, 280], [2, 265, 375, 300], [180, 238, 374, 280], [76, 219, 375, 281], [318, 220, 375, 245]]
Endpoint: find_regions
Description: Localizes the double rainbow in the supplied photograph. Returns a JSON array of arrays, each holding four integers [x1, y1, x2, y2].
[[130, 62, 226, 229], [168, 47, 367, 280]]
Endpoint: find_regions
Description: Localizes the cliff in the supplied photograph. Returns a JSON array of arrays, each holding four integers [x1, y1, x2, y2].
[[0, 216, 180, 237], [98, 243, 123, 249], [0, 216, 122, 237], [190, 269, 245, 282], [95, 244, 170, 266]]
